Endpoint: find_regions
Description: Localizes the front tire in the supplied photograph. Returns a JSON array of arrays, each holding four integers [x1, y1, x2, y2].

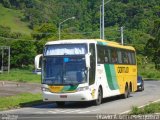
[[94, 87, 102, 105]]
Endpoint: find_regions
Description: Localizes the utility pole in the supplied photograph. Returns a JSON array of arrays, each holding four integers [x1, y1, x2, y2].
[[1, 48, 3, 73], [8, 47, 10, 73], [101, 0, 111, 40], [102, 0, 104, 40], [100, 6, 102, 39], [120, 26, 124, 45]]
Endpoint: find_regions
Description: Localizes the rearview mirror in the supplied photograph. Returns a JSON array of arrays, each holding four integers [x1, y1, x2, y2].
[[35, 54, 43, 70], [85, 53, 91, 68]]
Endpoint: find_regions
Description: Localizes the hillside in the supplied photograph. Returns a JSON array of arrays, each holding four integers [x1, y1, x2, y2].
[[0, 4, 32, 35], [0, 0, 159, 70]]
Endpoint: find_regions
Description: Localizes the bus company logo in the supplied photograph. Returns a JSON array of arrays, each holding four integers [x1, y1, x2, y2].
[[117, 67, 129, 73], [49, 86, 62, 91]]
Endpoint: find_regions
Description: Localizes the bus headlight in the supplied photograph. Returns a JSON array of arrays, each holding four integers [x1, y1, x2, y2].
[[76, 86, 89, 92], [41, 87, 50, 92]]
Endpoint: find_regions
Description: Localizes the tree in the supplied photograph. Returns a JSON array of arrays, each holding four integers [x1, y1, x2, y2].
[[0, 25, 11, 37], [32, 23, 57, 40], [11, 40, 36, 68], [2, 0, 11, 8], [145, 20, 160, 70]]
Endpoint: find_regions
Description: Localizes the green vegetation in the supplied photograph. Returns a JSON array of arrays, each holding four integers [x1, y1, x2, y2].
[[138, 64, 160, 80], [0, 69, 41, 83], [11, 40, 37, 67], [130, 102, 160, 114], [0, 4, 31, 34], [0, 93, 42, 111]]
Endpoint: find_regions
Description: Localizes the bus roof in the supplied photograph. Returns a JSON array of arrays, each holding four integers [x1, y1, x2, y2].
[[45, 39, 135, 51]]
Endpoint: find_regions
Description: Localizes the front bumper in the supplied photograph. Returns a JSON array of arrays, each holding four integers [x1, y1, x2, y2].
[[42, 90, 94, 102]]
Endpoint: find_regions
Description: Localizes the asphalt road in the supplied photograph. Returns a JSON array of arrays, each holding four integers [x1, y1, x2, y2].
[[0, 81, 160, 120]]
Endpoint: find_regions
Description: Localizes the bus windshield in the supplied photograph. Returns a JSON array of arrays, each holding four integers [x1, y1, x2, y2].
[[42, 56, 87, 85], [44, 44, 87, 56]]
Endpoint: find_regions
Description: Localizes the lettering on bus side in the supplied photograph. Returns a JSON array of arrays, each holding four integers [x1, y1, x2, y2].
[[117, 67, 129, 73]]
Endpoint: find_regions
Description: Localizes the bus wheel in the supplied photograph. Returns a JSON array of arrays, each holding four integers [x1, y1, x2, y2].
[[122, 85, 130, 99], [94, 87, 102, 105], [56, 102, 65, 107]]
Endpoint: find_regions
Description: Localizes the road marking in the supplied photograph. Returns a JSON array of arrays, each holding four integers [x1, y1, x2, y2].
[[120, 98, 160, 114], [48, 108, 99, 114], [64, 109, 81, 113], [78, 109, 99, 114], [78, 111, 90, 114], [48, 109, 81, 114], [48, 109, 67, 114], [48, 111, 58, 114]]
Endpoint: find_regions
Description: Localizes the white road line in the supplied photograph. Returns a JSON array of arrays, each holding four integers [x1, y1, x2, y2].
[[48, 108, 99, 114], [120, 98, 160, 114], [48, 109, 69, 113], [35, 111, 46, 114], [48, 109, 81, 114], [90, 109, 99, 112], [64, 109, 81, 113], [48, 111, 58, 114], [78, 111, 91, 114]]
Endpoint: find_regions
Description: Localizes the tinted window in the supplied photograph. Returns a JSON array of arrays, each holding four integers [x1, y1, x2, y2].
[[122, 51, 129, 64], [131, 52, 136, 65], [128, 52, 132, 64], [97, 45, 105, 64], [104, 47, 110, 63], [111, 48, 118, 63], [89, 43, 96, 85], [117, 49, 122, 64]]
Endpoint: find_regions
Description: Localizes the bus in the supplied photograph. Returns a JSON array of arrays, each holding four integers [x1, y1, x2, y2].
[[41, 39, 137, 106]]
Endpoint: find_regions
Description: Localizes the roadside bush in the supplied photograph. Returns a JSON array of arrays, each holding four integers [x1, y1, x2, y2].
[[138, 64, 160, 79], [130, 102, 160, 114]]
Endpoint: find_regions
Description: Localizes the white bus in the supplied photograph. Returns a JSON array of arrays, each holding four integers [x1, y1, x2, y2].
[[41, 39, 137, 106]]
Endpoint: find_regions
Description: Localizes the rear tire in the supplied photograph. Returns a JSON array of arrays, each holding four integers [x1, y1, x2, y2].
[[94, 87, 102, 105], [56, 102, 65, 107], [122, 85, 130, 99]]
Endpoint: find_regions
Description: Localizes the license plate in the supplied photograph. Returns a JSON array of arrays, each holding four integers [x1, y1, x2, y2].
[[60, 95, 67, 98]]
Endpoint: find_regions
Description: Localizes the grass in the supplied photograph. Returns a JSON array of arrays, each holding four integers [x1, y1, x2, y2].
[[0, 4, 32, 34], [138, 63, 160, 80], [0, 93, 42, 111], [0, 69, 41, 83], [130, 102, 160, 115]]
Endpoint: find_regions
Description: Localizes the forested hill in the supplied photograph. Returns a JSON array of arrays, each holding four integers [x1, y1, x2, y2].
[[0, 0, 160, 37], [0, 0, 160, 69]]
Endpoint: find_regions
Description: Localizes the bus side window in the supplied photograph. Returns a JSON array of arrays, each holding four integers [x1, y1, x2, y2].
[[89, 43, 96, 85], [117, 49, 122, 64], [97, 45, 105, 64], [122, 51, 129, 64], [128, 52, 132, 64], [105, 47, 110, 63], [111, 48, 118, 63], [131, 52, 136, 65]]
